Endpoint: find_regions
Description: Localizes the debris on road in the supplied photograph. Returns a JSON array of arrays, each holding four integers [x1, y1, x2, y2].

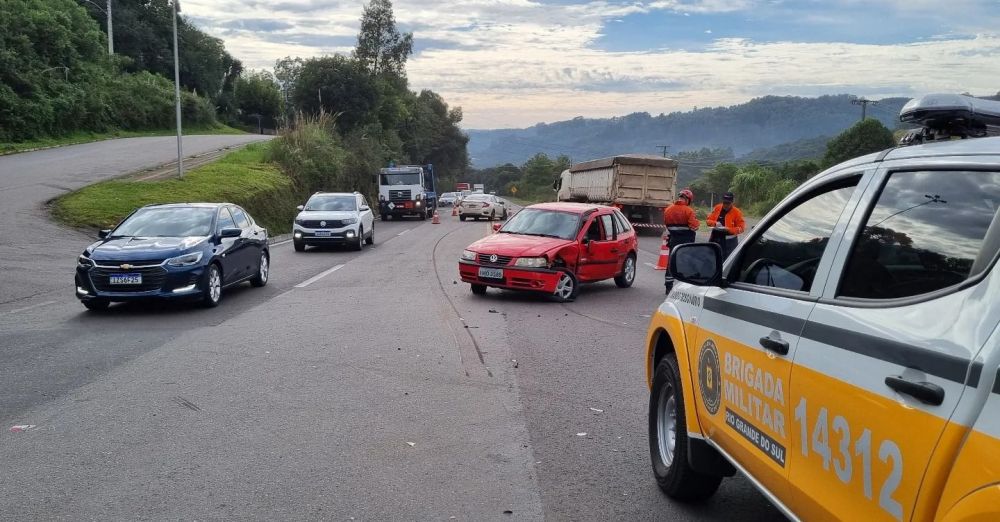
[[489, 309, 499, 313], [503, 510, 513, 515], [512, 359, 519, 368], [589, 407, 604, 413], [406, 442, 416, 447], [9, 425, 36, 433], [576, 432, 587, 437]]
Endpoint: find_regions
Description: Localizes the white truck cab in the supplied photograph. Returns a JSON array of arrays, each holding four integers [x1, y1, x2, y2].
[[378, 165, 437, 221]]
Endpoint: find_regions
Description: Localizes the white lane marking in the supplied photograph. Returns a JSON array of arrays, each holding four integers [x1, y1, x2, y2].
[[295, 264, 345, 288], [644, 262, 658, 269], [397, 229, 411, 236], [7, 300, 58, 314], [270, 239, 293, 247]]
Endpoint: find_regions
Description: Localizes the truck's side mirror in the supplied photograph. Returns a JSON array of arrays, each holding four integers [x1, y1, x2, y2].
[[670, 243, 725, 287]]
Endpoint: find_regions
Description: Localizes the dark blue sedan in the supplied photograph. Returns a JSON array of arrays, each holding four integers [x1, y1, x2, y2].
[[75, 203, 270, 310]]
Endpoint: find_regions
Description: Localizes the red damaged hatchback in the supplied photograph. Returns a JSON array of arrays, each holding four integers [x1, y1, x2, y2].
[[458, 202, 638, 301]]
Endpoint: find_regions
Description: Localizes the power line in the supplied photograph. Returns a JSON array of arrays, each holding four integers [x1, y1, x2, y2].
[[852, 97, 878, 122]]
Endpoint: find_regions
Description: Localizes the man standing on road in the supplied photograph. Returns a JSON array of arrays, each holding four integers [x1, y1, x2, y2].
[[706, 191, 746, 260], [662, 188, 700, 295]]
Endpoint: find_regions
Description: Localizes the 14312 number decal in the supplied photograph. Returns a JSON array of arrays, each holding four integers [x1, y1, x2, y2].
[[794, 397, 903, 521]]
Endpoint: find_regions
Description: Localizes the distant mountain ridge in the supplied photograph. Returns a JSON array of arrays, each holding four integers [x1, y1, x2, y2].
[[468, 94, 910, 168]]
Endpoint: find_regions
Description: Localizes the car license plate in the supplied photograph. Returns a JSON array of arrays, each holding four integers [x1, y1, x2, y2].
[[315, 231, 331, 237], [479, 267, 503, 279], [110, 273, 142, 285]]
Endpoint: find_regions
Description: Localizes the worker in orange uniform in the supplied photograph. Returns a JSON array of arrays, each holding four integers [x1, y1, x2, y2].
[[662, 188, 700, 295], [706, 191, 745, 259]]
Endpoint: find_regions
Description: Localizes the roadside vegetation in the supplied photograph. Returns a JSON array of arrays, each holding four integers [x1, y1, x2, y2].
[[1, 124, 244, 155]]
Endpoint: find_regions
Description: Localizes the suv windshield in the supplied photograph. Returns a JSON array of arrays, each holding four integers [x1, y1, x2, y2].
[[380, 173, 421, 186], [113, 207, 216, 237], [305, 195, 357, 211], [500, 209, 579, 240]]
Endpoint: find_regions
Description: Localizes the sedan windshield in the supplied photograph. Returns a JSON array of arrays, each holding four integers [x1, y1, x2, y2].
[[113, 207, 216, 237], [305, 196, 357, 211], [499, 209, 579, 240]]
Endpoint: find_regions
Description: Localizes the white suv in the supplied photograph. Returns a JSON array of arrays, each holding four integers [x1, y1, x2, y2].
[[293, 192, 375, 252]]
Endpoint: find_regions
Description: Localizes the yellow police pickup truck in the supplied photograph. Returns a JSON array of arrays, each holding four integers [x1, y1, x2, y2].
[[644, 94, 1000, 521]]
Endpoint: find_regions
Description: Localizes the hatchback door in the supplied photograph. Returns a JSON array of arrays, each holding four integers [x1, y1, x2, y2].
[[690, 174, 865, 505], [577, 212, 619, 281], [785, 166, 1000, 521]]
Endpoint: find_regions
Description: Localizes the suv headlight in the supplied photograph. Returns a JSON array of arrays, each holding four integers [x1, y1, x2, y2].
[[514, 257, 548, 268], [343, 217, 358, 225], [294, 218, 305, 225], [78, 254, 94, 269], [461, 250, 477, 261], [166, 252, 204, 267]]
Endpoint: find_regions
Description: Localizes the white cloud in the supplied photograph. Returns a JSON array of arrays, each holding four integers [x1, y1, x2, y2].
[[180, 0, 1000, 128]]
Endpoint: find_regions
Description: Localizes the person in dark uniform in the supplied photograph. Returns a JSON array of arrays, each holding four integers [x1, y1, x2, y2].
[[662, 188, 700, 294], [706, 191, 745, 259]]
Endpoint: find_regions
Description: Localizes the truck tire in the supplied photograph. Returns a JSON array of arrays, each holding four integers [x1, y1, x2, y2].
[[420, 212, 427, 221], [649, 353, 723, 502]]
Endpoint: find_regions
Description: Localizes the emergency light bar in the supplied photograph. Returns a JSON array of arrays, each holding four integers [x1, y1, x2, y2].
[[899, 94, 1000, 145]]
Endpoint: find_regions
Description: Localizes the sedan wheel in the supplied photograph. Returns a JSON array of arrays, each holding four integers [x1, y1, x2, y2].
[[202, 264, 222, 308], [251, 252, 269, 287]]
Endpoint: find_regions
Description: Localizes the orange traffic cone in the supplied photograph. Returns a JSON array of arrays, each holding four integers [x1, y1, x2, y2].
[[432, 211, 441, 224], [655, 233, 670, 271], [451, 206, 458, 217]]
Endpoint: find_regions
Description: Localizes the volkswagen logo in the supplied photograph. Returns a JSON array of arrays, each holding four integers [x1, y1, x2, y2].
[[320, 221, 326, 227], [489, 254, 499, 263]]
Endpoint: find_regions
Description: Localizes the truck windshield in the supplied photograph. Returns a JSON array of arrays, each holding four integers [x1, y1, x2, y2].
[[305, 195, 356, 211], [380, 173, 421, 186], [499, 209, 579, 240]]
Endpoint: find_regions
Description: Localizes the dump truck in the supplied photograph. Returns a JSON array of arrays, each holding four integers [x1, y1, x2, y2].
[[555, 154, 678, 230]]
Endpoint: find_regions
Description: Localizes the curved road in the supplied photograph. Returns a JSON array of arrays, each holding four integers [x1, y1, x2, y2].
[[0, 140, 782, 520], [0, 135, 273, 307]]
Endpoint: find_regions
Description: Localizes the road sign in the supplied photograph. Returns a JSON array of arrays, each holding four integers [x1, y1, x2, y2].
[[511, 186, 518, 195]]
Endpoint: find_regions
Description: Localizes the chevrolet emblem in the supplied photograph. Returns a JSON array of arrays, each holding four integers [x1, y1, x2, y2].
[[120, 264, 133, 270]]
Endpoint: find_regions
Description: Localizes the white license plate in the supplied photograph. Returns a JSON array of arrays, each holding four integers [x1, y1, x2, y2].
[[110, 273, 142, 285], [315, 231, 331, 237], [478, 267, 504, 279]]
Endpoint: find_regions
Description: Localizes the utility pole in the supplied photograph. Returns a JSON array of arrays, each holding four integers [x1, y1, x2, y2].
[[852, 97, 877, 122], [656, 145, 670, 158], [107, 0, 113, 54], [172, 0, 183, 177]]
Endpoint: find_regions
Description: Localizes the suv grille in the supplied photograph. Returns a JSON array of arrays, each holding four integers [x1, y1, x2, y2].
[[389, 189, 412, 201], [300, 219, 348, 228], [90, 266, 168, 293], [478, 254, 512, 266]]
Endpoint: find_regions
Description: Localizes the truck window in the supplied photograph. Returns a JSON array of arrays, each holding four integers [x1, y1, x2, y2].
[[838, 170, 1000, 300], [380, 172, 421, 186], [732, 179, 859, 293]]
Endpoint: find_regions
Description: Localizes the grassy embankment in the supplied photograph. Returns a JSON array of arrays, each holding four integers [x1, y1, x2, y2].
[[2, 124, 247, 155], [51, 142, 305, 235]]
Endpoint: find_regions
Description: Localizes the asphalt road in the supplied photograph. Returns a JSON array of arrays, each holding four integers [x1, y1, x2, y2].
[[0, 191, 783, 519], [0, 135, 273, 307]]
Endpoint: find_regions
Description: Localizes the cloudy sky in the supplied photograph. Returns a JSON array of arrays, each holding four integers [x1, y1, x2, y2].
[[183, 0, 1000, 129]]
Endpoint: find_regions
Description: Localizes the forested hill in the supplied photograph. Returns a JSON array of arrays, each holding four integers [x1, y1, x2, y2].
[[468, 95, 910, 168]]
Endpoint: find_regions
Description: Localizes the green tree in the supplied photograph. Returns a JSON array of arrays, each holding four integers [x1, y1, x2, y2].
[[354, 0, 413, 77], [823, 119, 896, 168], [292, 55, 377, 133], [234, 70, 282, 130]]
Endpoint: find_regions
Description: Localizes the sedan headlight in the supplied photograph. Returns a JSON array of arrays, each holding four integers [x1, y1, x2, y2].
[[461, 250, 477, 261], [514, 257, 548, 268], [166, 252, 204, 267], [78, 254, 94, 269], [343, 217, 358, 225]]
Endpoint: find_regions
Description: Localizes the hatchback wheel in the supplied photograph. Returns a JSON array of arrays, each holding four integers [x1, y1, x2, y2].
[[615, 254, 637, 288], [552, 270, 579, 302], [202, 264, 223, 308], [251, 251, 269, 287], [649, 353, 722, 501]]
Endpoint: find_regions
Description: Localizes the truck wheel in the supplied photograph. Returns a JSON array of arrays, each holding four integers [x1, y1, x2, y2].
[[649, 353, 723, 501], [471, 284, 487, 295], [420, 212, 427, 221], [614, 254, 637, 288]]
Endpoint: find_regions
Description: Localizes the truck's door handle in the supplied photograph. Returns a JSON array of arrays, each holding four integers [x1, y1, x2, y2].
[[884, 375, 945, 406], [758, 336, 789, 355]]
